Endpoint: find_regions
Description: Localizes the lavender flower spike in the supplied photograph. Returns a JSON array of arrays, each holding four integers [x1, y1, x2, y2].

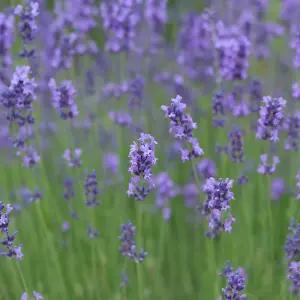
[[127, 133, 158, 201], [256, 95, 286, 142], [257, 154, 279, 175]]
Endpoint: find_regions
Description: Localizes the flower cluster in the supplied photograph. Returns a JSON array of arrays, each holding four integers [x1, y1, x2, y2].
[[0, 66, 37, 128], [212, 91, 226, 128], [119, 220, 147, 263], [284, 112, 300, 151], [127, 133, 158, 201], [48, 78, 79, 120], [227, 125, 244, 163], [21, 291, 43, 300], [256, 96, 286, 142], [0, 202, 23, 260], [161, 95, 204, 162], [15, 2, 39, 58], [202, 177, 236, 238]]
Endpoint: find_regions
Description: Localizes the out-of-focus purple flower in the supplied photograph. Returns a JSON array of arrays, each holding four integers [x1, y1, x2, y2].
[[215, 21, 251, 81], [292, 83, 300, 101], [86, 223, 100, 238], [120, 271, 129, 288], [145, 0, 167, 34], [108, 110, 133, 128], [127, 133, 157, 201], [153, 172, 179, 221], [63, 178, 75, 201], [100, 0, 142, 53], [271, 178, 285, 201], [177, 11, 213, 81], [284, 218, 300, 262], [104, 152, 119, 175], [61, 221, 71, 232], [84, 170, 100, 207], [64, 0, 99, 33], [17, 145, 40, 168], [284, 112, 300, 151], [280, 0, 300, 25], [227, 125, 244, 162], [287, 261, 300, 296], [202, 177, 235, 238], [119, 220, 147, 263], [196, 158, 216, 179], [290, 25, 300, 69], [212, 91, 226, 127], [257, 154, 279, 175], [15, 2, 39, 58], [0, 202, 23, 260], [48, 78, 78, 120], [1, 66, 37, 128], [249, 78, 263, 112], [256, 96, 286, 142], [162, 95, 203, 161], [62, 148, 82, 168], [296, 172, 300, 200], [182, 183, 199, 208], [238, 175, 249, 185], [0, 12, 14, 75]]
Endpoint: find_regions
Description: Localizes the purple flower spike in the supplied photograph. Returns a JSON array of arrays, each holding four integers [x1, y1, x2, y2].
[[197, 158, 216, 179], [256, 96, 286, 143], [84, 170, 100, 207], [296, 172, 300, 200], [48, 78, 78, 120], [212, 91, 226, 128], [162, 95, 204, 161], [15, 2, 39, 58], [271, 178, 285, 201], [127, 133, 157, 201], [104, 152, 119, 175], [119, 220, 147, 263], [284, 112, 300, 151], [202, 177, 235, 238], [183, 183, 199, 208], [0, 202, 23, 260], [257, 154, 279, 175], [288, 261, 300, 296], [228, 125, 244, 163]]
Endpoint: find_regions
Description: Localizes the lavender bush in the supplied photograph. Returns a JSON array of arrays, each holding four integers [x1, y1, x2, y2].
[[0, 0, 299, 299]]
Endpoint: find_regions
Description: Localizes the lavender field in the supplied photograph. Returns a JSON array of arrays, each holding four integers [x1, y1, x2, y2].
[[1, 0, 300, 299]]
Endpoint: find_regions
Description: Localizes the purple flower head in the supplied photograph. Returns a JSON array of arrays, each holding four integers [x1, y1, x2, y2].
[[18, 145, 40, 168], [1, 66, 37, 127], [202, 177, 235, 238], [271, 178, 285, 201], [212, 91, 226, 128], [108, 110, 133, 128], [61, 221, 71, 232], [284, 112, 300, 151], [257, 154, 279, 175], [62, 148, 82, 168], [238, 175, 248, 185], [0, 202, 23, 260], [183, 183, 199, 208], [162, 95, 203, 161], [119, 220, 147, 263], [256, 96, 286, 142], [197, 158, 216, 179], [297, 172, 300, 200], [227, 125, 244, 163], [221, 271, 247, 299], [292, 83, 300, 101], [215, 22, 251, 81], [284, 218, 300, 262], [290, 25, 300, 69], [100, 0, 142, 53], [84, 169, 100, 207], [120, 271, 129, 288], [287, 261, 300, 296], [145, 0, 168, 34], [104, 152, 119, 175], [249, 78, 263, 112], [86, 223, 100, 238], [154, 172, 179, 221], [49, 78, 79, 120], [15, 2, 39, 58], [127, 133, 157, 201], [63, 178, 75, 201], [0, 12, 14, 71]]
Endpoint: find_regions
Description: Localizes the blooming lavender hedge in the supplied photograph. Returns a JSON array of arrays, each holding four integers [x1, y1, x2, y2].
[[0, 0, 299, 299]]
